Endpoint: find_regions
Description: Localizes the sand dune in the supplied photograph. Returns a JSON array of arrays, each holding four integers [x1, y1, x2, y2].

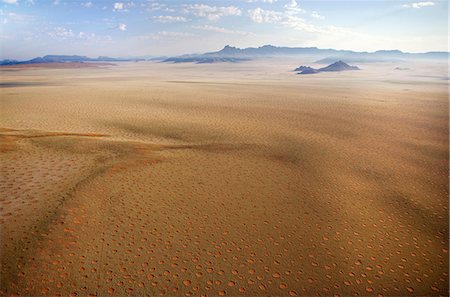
[[0, 60, 448, 296]]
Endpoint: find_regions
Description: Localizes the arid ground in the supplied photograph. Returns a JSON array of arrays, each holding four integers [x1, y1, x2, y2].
[[0, 60, 448, 296]]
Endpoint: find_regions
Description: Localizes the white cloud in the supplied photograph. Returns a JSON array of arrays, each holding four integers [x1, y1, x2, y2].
[[77, 32, 112, 42], [281, 15, 317, 32], [157, 31, 194, 37], [53, 0, 59, 5], [184, 4, 242, 21], [153, 15, 187, 23], [248, 8, 282, 23], [192, 25, 252, 35], [2, 0, 18, 4], [284, 0, 306, 14], [310, 11, 324, 19], [140, 31, 195, 40], [82, 1, 92, 8], [282, 15, 345, 34], [48, 27, 74, 39], [118, 23, 127, 31], [285, 0, 297, 8], [0, 11, 34, 24], [78, 31, 95, 40], [113, 2, 124, 11], [402, 1, 435, 8], [47, 29, 111, 42], [249, 7, 346, 35], [247, 0, 277, 2], [146, 2, 174, 12]]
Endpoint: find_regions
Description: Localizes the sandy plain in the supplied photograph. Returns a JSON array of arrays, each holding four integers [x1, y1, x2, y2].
[[0, 59, 448, 296]]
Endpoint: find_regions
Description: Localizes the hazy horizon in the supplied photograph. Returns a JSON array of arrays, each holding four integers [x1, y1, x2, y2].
[[2, 43, 450, 61], [1, 0, 448, 60]]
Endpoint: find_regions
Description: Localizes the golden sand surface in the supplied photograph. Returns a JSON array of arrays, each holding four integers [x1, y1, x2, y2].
[[0, 60, 448, 296]]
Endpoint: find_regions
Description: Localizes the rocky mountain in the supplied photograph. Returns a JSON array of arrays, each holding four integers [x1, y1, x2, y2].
[[209, 44, 345, 57], [295, 61, 359, 75], [0, 59, 19, 66], [163, 55, 249, 64], [294, 66, 318, 74], [318, 60, 360, 72]]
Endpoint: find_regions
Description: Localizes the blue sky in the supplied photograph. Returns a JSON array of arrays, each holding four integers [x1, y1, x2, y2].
[[0, 0, 448, 59]]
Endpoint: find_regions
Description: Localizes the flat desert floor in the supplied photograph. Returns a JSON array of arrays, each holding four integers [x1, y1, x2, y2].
[[0, 60, 448, 296]]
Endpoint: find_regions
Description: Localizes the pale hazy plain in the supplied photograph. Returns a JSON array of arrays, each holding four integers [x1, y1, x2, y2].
[[0, 59, 448, 296]]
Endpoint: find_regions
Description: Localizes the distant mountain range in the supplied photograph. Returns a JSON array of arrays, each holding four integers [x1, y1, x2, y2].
[[295, 61, 360, 74], [1, 45, 448, 66], [0, 55, 167, 66], [163, 45, 448, 64], [163, 56, 249, 64]]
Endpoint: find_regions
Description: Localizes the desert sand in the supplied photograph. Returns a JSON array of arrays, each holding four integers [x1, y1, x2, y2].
[[0, 59, 448, 296]]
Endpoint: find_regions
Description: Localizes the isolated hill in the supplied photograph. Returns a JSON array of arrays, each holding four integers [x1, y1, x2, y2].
[[294, 66, 318, 74], [295, 61, 359, 75], [394, 67, 410, 71], [294, 66, 313, 72], [318, 60, 360, 72]]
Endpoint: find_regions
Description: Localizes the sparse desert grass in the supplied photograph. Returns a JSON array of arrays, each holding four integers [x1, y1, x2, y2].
[[0, 60, 448, 296]]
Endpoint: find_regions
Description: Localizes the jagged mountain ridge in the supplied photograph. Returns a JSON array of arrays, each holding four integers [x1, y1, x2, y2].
[[163, 45, 448, 63]]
